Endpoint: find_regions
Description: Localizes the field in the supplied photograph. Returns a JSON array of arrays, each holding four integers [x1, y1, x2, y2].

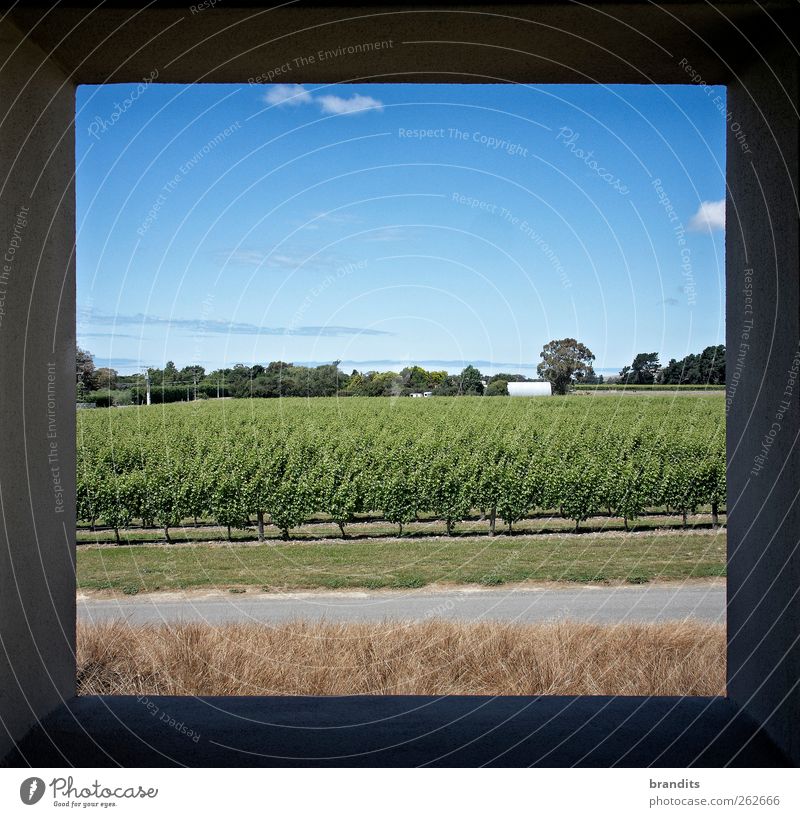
[[78, 394, 725, 537], [77, 619, 725, 696], [76, 394, 726, 591], [76, 395, 727, 698]]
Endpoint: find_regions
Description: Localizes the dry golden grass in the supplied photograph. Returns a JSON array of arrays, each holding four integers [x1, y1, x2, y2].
[[77, 619, 725, 697]]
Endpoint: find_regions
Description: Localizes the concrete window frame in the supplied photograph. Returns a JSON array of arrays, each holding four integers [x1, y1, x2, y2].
[[0, 1, 797, 767]]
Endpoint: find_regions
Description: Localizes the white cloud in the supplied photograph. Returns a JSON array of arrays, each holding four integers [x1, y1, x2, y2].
[[317, 93, 383, 115], [263, 86, 383, 116], [688, 199, 725, 232], [263, 84, 312, 106]]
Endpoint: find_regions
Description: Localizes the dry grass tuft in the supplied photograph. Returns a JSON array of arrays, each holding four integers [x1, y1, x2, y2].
[[77, 619, 725, 697]]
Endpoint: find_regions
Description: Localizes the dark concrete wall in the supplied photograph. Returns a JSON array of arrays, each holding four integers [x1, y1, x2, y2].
[[7, 3, 772, 86], [0, 20, 77, 762], [726, 39, 800, 766]]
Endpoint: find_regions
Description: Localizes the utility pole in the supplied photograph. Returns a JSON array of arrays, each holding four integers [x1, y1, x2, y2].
[[143, 368, 151, 405]]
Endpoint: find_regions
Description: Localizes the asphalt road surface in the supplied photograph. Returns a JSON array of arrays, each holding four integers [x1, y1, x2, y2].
[[78, 582, 725, 626]]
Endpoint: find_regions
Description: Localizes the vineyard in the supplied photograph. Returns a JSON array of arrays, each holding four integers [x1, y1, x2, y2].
[[76, 394, 726, 544]]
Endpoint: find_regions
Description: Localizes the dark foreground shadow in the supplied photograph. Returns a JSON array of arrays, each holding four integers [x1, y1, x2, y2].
[[5, 695, 789, 768]]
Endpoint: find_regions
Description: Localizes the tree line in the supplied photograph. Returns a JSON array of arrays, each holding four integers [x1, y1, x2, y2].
[[615, 345, 725, 386], [75, 350, 538, 404], [75, 339, 725, 405]]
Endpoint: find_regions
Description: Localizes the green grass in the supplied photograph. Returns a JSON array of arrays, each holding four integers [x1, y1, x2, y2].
[[77, 530, 727, 593]]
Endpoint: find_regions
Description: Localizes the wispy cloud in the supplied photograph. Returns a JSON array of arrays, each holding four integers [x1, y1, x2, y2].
[[82, 310, 393, 338], [312, 211, 364, 226], [215, 248, 346, 270], [363, 226, 411, 243], [263, 84, 312, 106], [688, 199, 725, 232], [93, 357, 151, 368], [317, 93, 383, 115], [659, 297, 680, 307], [217, 249, 269, 266], [270, 253, 307, 268], [264, 84, 383, 116]]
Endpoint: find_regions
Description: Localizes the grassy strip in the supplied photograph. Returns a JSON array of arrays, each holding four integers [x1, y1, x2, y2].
[[78, 619, 726, 696], [77, 531, 726, 594]]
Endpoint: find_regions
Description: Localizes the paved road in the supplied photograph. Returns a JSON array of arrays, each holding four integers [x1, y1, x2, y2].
[[78, 582, 725, 625]]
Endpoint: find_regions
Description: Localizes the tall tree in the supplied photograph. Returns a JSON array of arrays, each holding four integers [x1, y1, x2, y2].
[[94, 367, 118, 390], [537, 338, 595, 394], [178, 364, 206, 384], [163, 360, 179, 384], [659, 345, 725, 385], [574, 366, 602, 385], [620, 352, 660, 384], [76, 346, 98, 393], [458, 365, 484, 395]]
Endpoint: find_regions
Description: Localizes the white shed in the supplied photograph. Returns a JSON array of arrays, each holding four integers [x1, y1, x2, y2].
[[507, 381, 552, 397]]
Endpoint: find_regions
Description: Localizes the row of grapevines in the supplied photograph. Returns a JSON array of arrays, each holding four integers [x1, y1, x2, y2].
[[76, 395, 725, 541]]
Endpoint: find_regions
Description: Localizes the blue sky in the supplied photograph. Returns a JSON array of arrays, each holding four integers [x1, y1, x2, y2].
[[76, 82, 726, 375]]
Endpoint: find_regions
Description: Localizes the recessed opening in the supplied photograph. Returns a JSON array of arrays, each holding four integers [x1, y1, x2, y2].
[[74, 80, 726, 699]]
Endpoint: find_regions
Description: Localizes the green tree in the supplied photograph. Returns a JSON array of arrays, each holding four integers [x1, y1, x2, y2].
[[659, 345, 725, 385], [658, 445, 704, 526], [263, 445, 317, 539], [97, 472, 135, 544], [400, 365, 432, 392], [574, 366, 602, 385], [495, 456, 534, 533], [485, 379, 509, 396], [212, 467, 251, 541], [375, 445, 420, 536], [163, 361, 179, 385], [458, 365, 484, 395], [559, 456, 603, 531], [620, 352, 660, 384], [148, 465, 186, 543], [432, 376, 459, 396], [421, 447, 471, 535], [94, 366, 118, 390], [178, 364, 206, 384], [76, 346, 98, 394], [320, 447, 365, 537], [76, 462, 102, 530], [537, 338, 595, 394]]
